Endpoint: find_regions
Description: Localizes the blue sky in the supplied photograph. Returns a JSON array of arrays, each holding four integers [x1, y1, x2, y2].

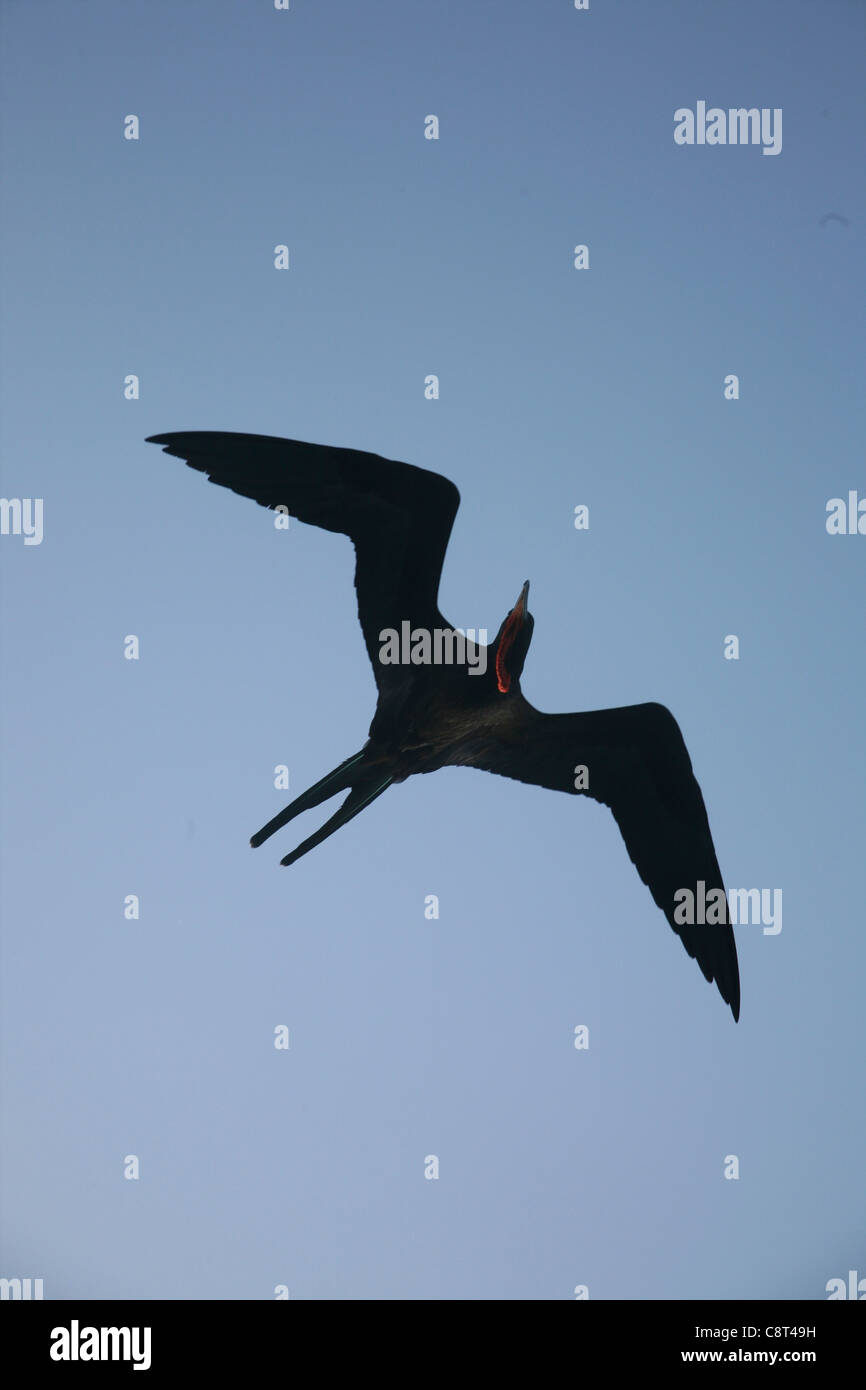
[[1, 0, 864, 1299]]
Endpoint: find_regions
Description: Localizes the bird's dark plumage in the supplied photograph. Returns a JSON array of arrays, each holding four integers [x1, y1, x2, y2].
[[147, 432, 459, 686], [462, 702, 740, 1017], [146, 430, 740, 1019]]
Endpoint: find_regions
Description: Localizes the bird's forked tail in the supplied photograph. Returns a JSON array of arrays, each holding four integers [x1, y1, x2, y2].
[[250, 750, 393, 866]]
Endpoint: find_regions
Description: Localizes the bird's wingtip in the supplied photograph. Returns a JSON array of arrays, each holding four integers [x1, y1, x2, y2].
[[723, 977, 741, 1022]]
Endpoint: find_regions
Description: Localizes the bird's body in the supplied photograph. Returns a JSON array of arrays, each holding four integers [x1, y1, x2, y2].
[[147, 430, 741, 1019]]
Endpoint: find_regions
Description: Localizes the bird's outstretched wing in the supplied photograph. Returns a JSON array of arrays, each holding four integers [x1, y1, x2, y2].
[[146, 432, 460, 688], [463, 699, 740, 1018]]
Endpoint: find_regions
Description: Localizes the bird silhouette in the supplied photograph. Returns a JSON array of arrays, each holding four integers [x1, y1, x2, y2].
[[147, 431, 740, 1018], [819, 211, 850, 227]]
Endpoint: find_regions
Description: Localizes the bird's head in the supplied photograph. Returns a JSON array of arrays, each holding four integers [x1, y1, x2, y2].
[[493, 580, 534, 695]]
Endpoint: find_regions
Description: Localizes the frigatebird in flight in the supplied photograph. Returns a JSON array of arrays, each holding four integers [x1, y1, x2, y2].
[[146, 432, 740, 1019]]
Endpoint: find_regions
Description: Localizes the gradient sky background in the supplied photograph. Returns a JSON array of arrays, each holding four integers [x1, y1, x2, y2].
[[1, 0, 864, 1300]]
